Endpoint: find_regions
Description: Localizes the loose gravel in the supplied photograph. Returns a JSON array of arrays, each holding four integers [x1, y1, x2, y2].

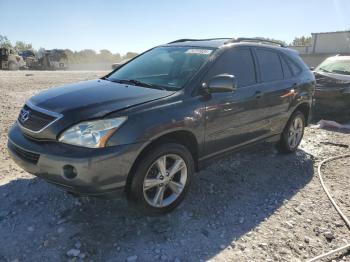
[[0, 70, 349, 262]]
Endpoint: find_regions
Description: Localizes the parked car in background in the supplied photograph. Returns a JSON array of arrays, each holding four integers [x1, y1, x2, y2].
[[8, 38, 315, 215], [313, 55, 350, 119]]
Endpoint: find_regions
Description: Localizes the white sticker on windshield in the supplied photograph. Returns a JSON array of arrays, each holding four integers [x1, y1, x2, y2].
[[185, 49, 212, 55]]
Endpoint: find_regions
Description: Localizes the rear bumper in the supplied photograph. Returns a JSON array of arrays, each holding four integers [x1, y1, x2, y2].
[[7, 124, 142, 198]]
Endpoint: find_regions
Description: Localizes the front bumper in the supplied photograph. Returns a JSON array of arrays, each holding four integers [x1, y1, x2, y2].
[[7, 124, 142, 198]]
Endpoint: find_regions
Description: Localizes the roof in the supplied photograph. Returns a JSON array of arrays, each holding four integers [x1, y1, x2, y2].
[[326, 55, 350, 61], [166, 39, 230, 48], [311, 30, 350, 35], [164, 38, 298, 55]]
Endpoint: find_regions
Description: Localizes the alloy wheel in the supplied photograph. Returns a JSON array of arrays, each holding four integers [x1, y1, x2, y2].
[[288, 116, 304, 149], [143, 154, 187, 208]]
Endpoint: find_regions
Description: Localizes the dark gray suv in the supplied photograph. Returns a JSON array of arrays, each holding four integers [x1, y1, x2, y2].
[[8, 38, 315, 214]]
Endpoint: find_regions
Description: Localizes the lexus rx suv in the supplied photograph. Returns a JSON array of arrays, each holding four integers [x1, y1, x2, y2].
[[8, 38, 315, 214]]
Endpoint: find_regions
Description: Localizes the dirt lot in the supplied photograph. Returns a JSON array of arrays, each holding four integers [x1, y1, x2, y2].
[[0, 71, 349, 262]]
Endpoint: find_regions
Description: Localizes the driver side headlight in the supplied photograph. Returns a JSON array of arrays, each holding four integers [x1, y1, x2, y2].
[[58, 117, 127, 148]]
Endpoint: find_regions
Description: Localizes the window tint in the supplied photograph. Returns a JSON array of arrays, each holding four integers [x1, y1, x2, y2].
[[285, 55, 302, 76], [206, 48, 256, 87], [280, 55, 293, 79], [108, 46, 213, 90], [256, 49, 283, 82]]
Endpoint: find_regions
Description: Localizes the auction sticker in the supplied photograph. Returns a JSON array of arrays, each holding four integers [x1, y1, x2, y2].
[[185, 49, 212, 55]]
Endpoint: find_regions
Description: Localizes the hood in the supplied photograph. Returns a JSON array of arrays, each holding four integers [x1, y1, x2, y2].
[[29, 79, 175, 118]]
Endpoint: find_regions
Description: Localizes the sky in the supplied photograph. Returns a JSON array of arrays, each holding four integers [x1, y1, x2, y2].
[[1, 0, 350, 55]]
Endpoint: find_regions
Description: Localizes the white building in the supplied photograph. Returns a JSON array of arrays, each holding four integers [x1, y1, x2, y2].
[[289, 31, 350, 67], [290, 30, 350, 55], [311, 30, 350, 54]]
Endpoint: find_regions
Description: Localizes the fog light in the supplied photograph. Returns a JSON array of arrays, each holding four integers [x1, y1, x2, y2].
[[63, 165, 78, 180]]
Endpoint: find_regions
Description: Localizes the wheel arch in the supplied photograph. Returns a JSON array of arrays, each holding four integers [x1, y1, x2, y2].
[[125, 130, 199, 195], [293, 102, 311, 126]]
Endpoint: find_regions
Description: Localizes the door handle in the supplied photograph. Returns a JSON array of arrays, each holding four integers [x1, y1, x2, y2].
[[255, 90, 262, 99]]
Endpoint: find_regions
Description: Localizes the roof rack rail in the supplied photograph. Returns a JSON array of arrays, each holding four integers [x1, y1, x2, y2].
[[167, 39, 200, 44], [227, 37, 286, 47], [167, 38, 229, 44]]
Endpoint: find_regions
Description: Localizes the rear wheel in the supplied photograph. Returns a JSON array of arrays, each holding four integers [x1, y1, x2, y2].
[[278, 111, 305, 153], [128, 143, 194, 215]]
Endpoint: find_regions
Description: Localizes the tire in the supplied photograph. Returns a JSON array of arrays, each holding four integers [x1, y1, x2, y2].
[[128, 143, 194, 215], [8, 61, 18, 71], [278, 111, 305, 153]]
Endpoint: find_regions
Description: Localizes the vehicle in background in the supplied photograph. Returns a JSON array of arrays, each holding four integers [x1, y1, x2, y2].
[[0, 48, 25, 70], [313, 55, 350, 119], [18, 49, 68, 70], [8, 38, 315, 215], [111, 59, 130, 70]]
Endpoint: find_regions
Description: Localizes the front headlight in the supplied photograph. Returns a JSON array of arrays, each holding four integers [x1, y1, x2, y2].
[[58, 117, 127, 148]]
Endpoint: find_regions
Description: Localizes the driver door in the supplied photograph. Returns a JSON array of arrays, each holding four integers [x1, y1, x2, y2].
[[203, 47, 271, 157]]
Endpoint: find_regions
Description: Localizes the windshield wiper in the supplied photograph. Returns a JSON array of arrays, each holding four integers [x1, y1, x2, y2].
[[109, 79, 166, 90]]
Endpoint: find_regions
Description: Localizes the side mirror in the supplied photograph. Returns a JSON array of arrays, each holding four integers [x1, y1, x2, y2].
[[309, 67, 315, 71], [206, 74, 237, 93]]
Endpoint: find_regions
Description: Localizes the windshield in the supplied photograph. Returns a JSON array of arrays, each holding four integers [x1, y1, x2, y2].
[[316, 58, 350, 75], [107, 46, 214, 90]]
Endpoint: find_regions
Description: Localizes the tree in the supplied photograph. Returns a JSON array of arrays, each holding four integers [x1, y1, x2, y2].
[[14, 41, 33, 51], [291, 36, 312, 46], [123, 52, 138, 60], [0, 35, 12, 48]]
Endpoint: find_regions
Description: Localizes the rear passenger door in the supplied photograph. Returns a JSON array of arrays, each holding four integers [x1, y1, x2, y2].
[[253, 48, 296, 135]]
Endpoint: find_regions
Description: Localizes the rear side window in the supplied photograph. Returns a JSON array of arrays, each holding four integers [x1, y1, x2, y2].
[[256, 49, 283, 82], [284, 55, 302, 76], [206, 48, 256, 87], [280, 55, 293, 79]]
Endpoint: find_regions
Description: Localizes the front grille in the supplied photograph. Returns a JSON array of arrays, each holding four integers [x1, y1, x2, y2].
[[18, 104, 57, 132], [10, 143, 40, 164]]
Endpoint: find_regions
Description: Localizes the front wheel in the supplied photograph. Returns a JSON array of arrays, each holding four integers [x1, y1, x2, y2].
[[128, 143, 194, 215], [278, 111, 305, 153]]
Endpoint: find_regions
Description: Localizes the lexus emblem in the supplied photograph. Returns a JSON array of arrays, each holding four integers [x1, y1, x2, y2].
[[20, 108, 30, 122]]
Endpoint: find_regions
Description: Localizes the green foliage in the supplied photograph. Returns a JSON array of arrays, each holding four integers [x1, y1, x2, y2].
[[0, 35, 12, 48], [15, 41, 33, 51], [250, 37, 287, 46], [291, 36, 312, 46], [0, 35, 137, 64], [124, 52, 138, 59]]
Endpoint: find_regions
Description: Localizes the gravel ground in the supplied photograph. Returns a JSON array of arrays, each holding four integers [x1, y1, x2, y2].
[[0, 70, 349, 262]]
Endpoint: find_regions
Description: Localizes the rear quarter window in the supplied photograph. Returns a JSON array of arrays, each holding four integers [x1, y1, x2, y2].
[[256, 49, 284, 82], [280, 55, 293, 79], [284, 54, 303, 76]]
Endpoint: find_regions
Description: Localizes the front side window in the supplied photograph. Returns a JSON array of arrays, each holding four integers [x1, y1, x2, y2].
[[316, 58, 350, 75], [205, 48, 256, 87], [107, 46, 214, 90], [256, 49, 283, 82]]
